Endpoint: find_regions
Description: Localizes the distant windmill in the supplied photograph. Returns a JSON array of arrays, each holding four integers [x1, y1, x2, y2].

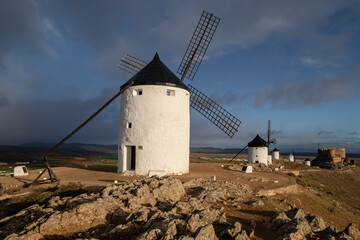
[[229, 120, 276, 165], [30, 11, 241, 184]]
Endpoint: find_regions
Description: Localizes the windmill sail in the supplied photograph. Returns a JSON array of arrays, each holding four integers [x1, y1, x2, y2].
[[118, 54, 147, 75], [117, 54, 241, 138], [187, 84, 241, 138], [177, 11, 220, 81]]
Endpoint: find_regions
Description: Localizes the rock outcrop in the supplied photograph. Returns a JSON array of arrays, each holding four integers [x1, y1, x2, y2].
[[267, 207, 359, 240], [0, 177, 251, 240], [1, 176, 358, 240]]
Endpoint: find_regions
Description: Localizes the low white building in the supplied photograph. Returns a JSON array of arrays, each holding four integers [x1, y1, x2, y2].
[[272, 148, 280, 160], [13, 166, 28, 177], [248, 134, 268, 165], [118, 53, 190, 175], [242, 165, 253, 173]]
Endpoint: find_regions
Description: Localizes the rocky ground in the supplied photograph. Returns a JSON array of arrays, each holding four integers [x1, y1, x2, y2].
[[1, 176, 359, 240]]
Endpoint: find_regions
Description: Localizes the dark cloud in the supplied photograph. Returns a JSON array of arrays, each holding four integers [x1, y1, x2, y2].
[[271, 130, 282, 136], [318, 130, 333, 136], [0, 93, 9, 108], [0, 88, 121, 145], [0, 1, 46, 61], [210, 91, 246, 106], [348, 131, 358, 136], [254, 67, 360, 108]]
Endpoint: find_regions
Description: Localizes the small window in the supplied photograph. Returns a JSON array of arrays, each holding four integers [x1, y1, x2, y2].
[[133, 89, 143, 96], [138, 146, 143, 150], [166, 90, 175, 96], [256, 155, 258, 157], [127, 122, 132, 128]]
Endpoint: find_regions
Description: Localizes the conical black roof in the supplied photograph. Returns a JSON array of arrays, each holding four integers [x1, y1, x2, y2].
[[248, 134, 267, 147], [273, 148, 279, 152], [120, 53, 189, 91]]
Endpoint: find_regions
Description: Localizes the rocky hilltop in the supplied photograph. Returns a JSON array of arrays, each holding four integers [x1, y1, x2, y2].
[[1, 176, 359, 240]]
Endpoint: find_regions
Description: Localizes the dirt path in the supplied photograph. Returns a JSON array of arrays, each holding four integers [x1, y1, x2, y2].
[[0, 163, 291, 192]]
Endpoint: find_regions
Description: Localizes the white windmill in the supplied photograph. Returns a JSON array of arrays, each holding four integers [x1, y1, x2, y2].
[[247, 120, 276, 165], [117, 11, 241, 175], [30, 11, 242, 185]]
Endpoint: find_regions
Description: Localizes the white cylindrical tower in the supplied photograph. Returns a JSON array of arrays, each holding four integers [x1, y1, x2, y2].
[[118, 53, 190, 175], [272, 148, 280, 160], [288, 154, 294, 162], [248, 134, 268, 165]]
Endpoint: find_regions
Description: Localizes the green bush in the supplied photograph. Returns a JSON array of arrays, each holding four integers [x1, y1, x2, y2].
[[58, 182, 83, 194], [24, 191, 52, 203]]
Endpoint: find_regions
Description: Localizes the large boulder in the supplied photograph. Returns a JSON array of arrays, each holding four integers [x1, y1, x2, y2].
[[268, 212, 291, 230], [39, 197, 119, 235], [342, 223, 360, 240], [194, 224, 218, 240], [152, 177, 185, 202]]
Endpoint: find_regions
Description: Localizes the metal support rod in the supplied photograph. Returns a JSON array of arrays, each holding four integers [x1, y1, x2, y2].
[[180, 13, 213, 82], [228, 145, 248, 164], [30, 81, 134, 186]]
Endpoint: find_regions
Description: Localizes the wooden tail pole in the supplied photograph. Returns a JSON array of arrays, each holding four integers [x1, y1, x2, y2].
[[228, 145, 248, 164], [29, 82, 134, 186]]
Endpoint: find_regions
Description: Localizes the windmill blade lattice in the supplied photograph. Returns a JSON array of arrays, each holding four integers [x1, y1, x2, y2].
[[118, 54, 147, 75], [177, 11, 220, 81], [187, 84, 241, 138]]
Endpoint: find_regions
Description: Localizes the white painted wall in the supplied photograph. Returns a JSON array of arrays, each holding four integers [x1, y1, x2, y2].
[[267, 155, 272, 165], [118, 85, 190, 175], [248, 147, 268, 165], [272, 151, 279, 160]]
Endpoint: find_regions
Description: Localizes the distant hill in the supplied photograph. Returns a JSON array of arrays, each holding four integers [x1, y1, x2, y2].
[[1, 143, 359, 161], [190, 147, 246, 154]]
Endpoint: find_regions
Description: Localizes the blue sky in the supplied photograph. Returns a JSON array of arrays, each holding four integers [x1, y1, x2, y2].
[[0, 0, 359, 152]]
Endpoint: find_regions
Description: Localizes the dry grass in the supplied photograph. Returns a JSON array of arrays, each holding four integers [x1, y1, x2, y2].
[[294, 168, 360, 228]]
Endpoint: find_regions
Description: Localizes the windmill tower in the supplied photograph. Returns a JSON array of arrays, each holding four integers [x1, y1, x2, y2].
[[117, 11, 241, 175], [118, 54, 190, 174]]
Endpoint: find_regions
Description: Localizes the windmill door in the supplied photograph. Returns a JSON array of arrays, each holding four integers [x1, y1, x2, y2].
[[126, 146, 136, 170]]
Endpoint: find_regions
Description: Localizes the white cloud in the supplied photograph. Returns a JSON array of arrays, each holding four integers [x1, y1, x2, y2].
[[299, 56, 339, 68]]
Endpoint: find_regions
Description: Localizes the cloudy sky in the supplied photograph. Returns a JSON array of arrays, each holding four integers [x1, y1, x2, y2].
[[1, 0, 359, 151]]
